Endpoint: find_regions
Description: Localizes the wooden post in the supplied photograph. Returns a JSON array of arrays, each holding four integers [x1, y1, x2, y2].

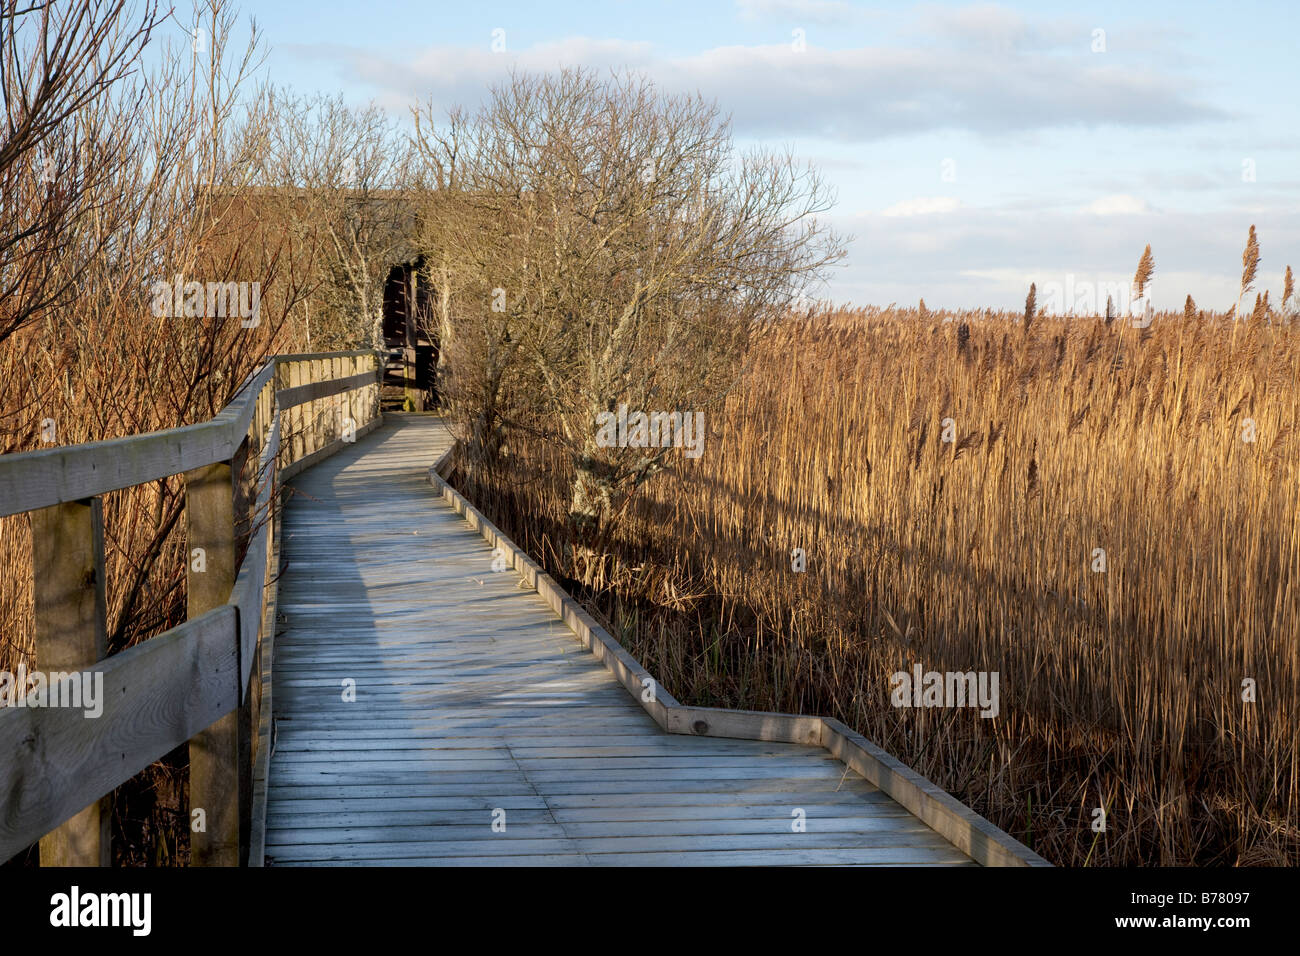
[[289, 362, 304, 465], [233, 430, 252, 562], [320, 358, 330, 446], [403, 347, 414, 410], [344, 356, 355, 438], [367, 353, 375, 424], [274, 361, 289, 472], [408, 271, 425, 412], [185, 460, 246, 865], [30, 497, 110, 866], [332, 356, 343, 441], [310, 359, 322, 454]]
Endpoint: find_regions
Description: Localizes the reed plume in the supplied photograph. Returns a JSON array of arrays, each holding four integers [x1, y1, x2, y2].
[[1134, 244, 1155, 300], [1236, 224, 1260, 322]]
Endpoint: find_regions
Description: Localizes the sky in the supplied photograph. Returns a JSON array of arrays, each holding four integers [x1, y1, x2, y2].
[[217, 0, 1298, 311]]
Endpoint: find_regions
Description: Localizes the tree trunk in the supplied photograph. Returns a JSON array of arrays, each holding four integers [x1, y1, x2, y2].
[[569, 438, 615, 529], [435, 262, 453, 385]]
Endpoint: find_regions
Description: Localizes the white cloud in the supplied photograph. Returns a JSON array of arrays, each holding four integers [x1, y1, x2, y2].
[[828, 204, 1300, 311], [293, 28, 1228, 144], [916, 2, 1060, 53], [881, 196, 961, 217], [1082, 194, 1151, 216], [735, 0, 857, 25]]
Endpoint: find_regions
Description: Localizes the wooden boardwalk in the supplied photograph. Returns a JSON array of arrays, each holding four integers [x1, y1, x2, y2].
[[264, 415, 977, 866]]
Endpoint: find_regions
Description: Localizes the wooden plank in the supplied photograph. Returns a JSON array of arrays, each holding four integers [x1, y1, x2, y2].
[[263, 416, 981, 868], [545, 802, 912, 823], [248, 504, 281, 866], [186, 459, 245, 866], [274, 853, 976, 867], [268, 796, 553, 815], [427, 463, 679, 728], [0, 607, 239, 863], [263, 786, 884, 814], [666, 705, 824, 746], [272, 734, 825, 752], [821, 718, 1051, 867], [223, 364, 278, 454], [268, 705, 647, 720], [273, 349, 376, 364], [271, 751, 844, 770], [229, 519, 268, 698], [265, 817, 937, 846], [266, 822, 572, 845], [274, 362, 291, 474], [267, 766, 862, 786], [266, 807, 919, 832], [0, 363, 274, 518], [29, 497, 110, 866], [280, 416, 382, 481], [262, 834, 971, 863], [288, 361, 304, 465], [268, 702, 642, 715], [0, 418, 226, 518], [266, 805, 560, 823], [304, 359, 319, 455], [274, 854, 593, 868]]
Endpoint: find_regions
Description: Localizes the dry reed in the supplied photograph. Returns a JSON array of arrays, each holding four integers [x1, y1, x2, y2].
[[452, 306, 1300, 866]]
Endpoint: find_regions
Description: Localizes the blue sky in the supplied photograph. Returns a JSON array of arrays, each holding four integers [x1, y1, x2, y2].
[[222, 0, 1298, 310]]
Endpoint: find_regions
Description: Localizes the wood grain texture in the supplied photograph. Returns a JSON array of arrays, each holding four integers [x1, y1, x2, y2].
[[186, 457, 245, 866], [0, 354, 384, 864], [426, 463, 680, 729], [821, 718, 1052, 867], [248, 497, 285, 867], [0, 364, 274, 518], [265, 415, 974, 867], [30, 497, 111, 866], [0, 607, 240, 862]]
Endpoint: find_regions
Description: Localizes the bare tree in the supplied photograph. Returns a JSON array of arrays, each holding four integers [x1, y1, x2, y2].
[[0, 0, 162, 346], [411, 105, 471, 391], [0, 0, 320, 863], [256, 91, 416, 349], [414, 68, 845, 527]]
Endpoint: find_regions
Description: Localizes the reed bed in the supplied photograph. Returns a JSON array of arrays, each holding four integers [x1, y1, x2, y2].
[[450, 306, 1300, 866]]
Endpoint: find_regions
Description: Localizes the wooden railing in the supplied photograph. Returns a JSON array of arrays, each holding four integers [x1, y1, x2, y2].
[[0, 350, 383, 866]]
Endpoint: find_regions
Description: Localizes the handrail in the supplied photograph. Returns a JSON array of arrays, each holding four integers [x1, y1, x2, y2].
[[0, 351, 382, 518], [0, 349, 384, 865]]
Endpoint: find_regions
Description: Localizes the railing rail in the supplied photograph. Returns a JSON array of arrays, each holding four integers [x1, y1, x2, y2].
[[0, 350, 384, 865]]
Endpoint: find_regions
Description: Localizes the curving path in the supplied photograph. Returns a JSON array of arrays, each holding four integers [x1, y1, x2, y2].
[[264, 415, 976, 866]]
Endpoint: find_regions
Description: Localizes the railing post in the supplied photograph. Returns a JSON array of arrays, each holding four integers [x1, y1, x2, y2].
[[338, 356, 346, 426], [185, 459, 246, 865], [289, 361, 304, 465], [343, 355, 355, 436], [403, 346, 416, 410], [30, 497, 110, 866], [273, 360, 288, 472], [330, 356, 340, 442], [364, 353, 372, 423], [308, 359, 321, 455], [318, 358, 329, 446]]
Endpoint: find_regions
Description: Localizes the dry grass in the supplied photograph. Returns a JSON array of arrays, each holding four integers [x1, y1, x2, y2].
[[451, 306, 1300, 866]]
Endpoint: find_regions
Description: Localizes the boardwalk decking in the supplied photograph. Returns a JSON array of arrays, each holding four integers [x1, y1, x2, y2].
[[264, 415, 976, 866]]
